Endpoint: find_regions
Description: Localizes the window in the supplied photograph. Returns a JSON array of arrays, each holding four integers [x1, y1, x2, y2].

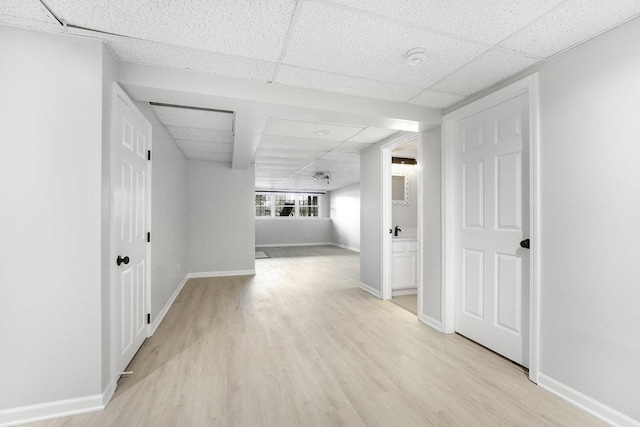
[[255, 192, 321, 218], [255, 194, 272, 217], [274, 194, 295, 217], [298, 195, 319, 217]]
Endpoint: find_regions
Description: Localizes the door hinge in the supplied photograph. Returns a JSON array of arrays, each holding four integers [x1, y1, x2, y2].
[[147, 313, 151, 324], [147, 150, 151, 161], [147, 232, 151, 243]]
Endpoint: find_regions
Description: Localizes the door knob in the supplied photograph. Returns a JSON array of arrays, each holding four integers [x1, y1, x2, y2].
[[520, 239, 530, 249], [117, 255, 130, 266]]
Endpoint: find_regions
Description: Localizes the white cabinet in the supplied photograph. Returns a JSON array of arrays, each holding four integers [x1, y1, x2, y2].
[[391, 240, 417, 290]]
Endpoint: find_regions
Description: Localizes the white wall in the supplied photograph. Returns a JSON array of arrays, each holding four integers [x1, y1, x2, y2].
[[256, 218, 331, 246], [446, 17, 640, 423], [536, 19, 640, 422], [0, 26, 104, 412], [329, 184, 360, 252], [135, 102, 188, 321], [360, 144, 383, 291], [419, 128, 442, 324], [391, 165, 418, 236], [187, 161, 255, 274], [100, 42, 118, 393]]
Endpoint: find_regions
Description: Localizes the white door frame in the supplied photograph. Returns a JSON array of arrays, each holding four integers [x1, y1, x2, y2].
[[441, 74, 540, 382], [109, 83, 153, 386], [381, 133, 421, 318]]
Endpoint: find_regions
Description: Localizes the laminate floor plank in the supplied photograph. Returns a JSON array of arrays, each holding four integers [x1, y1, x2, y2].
[[32, 246, 602, 426]]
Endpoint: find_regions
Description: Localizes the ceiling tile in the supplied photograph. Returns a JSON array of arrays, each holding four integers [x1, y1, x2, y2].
[[47, 0, 296, 61], [0, 0, 61, 31], [283, 1, 487, 88], [167, 126, 233, 144], [327, 0, 564, 44], [255, 163, 303, 172], [254, 147, 328, 160], [499, 0, 640, 58], [264, 118, 363, 141], [408, 90, 466, 108], [429, 48, 539, 96], [332, 142, 371, 153], [274, 65, 421, 102], [182, 150, 232, 162], [255, 170, 293, 179], [177, 141, 233, 153], [103, 34, 276, 82], [152, 105, 233, 131], [253, 156, 313, 166], [321, 152, 360, 163], [348, 127, 398, 143], [259, 135, 343, 151], [311, 159, 360, 171]]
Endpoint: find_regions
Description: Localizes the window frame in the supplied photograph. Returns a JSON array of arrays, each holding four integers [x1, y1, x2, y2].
[[255, 192, 322, 219]]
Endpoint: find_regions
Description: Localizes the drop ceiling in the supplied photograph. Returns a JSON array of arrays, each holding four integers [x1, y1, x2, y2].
[[3, 0, 640, 190]]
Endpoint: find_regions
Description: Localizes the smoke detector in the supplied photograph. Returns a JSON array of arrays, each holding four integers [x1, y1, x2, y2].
[[405, 48, 427, 65]]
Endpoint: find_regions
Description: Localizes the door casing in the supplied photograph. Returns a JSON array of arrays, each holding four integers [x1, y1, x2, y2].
[[442, 74, 540, 382], [109, 83, 153, 388]]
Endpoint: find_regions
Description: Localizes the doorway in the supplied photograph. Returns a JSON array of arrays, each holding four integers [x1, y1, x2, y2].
[[442, 75, 540, 381], [381, 133, 422, 318]]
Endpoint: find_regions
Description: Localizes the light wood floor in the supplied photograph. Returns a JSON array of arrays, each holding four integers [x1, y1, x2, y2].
[[391, 294, 417, 315], [34, 246, 601, 426]]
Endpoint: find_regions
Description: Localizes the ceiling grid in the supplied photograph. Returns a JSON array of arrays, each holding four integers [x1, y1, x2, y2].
[[3, 0, 640, 190]]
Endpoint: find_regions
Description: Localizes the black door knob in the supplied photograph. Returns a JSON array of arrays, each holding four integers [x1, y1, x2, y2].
[[117, 255, 130, 266], [520, 239, 530, 249]]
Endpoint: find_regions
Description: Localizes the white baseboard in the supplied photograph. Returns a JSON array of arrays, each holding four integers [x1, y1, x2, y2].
[[0, 391, 108, 427], [149, 274, 188, 336], [256, 242, 332, 247], [359, 282, 382, 299], [188, 270, 256, 279], [330, 243, 360, 253], [537, 374, 639, 427], [419, 313, 443, 332], [392, 287, 417, 296]]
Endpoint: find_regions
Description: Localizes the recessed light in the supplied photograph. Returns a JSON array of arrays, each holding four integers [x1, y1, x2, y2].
[[316, 130, 330, 136], [405, 47, 427, 65]]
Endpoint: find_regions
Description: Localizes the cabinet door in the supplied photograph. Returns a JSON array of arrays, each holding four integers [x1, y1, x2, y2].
[[392, 252, 417, 289]]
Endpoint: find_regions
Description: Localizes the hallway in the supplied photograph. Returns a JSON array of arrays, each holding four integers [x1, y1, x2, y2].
[[35, 246, 600, 426]]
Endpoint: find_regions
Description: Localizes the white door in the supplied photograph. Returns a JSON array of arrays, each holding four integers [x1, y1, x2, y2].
[[113, 86, 151, 375], [453, 94, 530, 367]]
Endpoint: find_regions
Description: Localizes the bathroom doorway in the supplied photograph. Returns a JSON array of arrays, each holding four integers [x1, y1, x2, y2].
[[381, 134, 421, 317]]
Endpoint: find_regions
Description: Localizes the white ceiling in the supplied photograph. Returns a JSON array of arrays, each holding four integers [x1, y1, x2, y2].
[[3, 0, 640, 190], [254, 118, 396, 191]]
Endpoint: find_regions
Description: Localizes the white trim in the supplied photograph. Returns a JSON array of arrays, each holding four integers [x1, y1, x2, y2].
[[392, 287, 417, 296], [188, 270, 256, 279], [359, 282, 382, 299], [441, 74, 541, 382], [419, 313, 442, 332], [149, 274, 188, 336], [330, 242, 360, 253], [0, 392, 107, 427], [101, 380, 117, 407], [538, 374, 640, 427], [255, 242, 332, 247], [381, 133, 419, 302]]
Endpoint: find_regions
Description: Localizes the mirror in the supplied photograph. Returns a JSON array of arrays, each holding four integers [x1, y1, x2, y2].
[[392, 173, 409, 205]]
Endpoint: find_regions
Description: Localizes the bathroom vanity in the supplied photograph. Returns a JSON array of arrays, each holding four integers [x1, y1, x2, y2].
[[391, 237, 417, 294]]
